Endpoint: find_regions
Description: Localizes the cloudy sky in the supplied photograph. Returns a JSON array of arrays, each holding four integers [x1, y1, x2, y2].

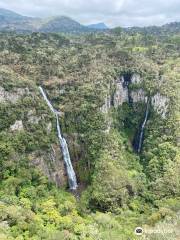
[[0, 0, 180, 27]]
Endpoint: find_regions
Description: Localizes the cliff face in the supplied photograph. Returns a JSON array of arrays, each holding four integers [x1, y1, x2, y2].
[[10, 120, 24, 131], [113, 77, 129, 107], [151, 93, 169, 118], [101, 73, 169, 119], [130, 89, 147, 103], [100, 94, 111, 114], [0, 86, 29, 103], [29, 145, 66, 187]]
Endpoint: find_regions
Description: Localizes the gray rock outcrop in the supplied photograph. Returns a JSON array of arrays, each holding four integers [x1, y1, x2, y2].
[[0, 86, 29, 103], [100, 73, 169, 118], [29, 145, 66, 188], [151, 93, 169, 118], [10, 120, 24, 131], [113, 77, 129, 107]]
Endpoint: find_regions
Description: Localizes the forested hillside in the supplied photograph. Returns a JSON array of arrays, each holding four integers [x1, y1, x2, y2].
[[0, 28, 179, 239]]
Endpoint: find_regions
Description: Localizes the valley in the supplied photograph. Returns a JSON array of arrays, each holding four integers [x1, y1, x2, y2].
[[0, 8, 179, 240]]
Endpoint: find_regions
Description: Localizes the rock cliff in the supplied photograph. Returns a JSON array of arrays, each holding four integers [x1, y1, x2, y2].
[[101, 73, 169, 119]]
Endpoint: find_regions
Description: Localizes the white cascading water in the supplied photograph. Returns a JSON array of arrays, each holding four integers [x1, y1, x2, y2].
[[39, 86, 78, 190], [137, 99, 150, 153]]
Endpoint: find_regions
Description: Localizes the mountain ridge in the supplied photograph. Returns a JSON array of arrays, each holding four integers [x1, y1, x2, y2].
[[0, 8, 107, 33], [0, 7, 180, 34], [39, 16, 88, 33], [87, 22, 109, 30], [0, 8, 28, 19]]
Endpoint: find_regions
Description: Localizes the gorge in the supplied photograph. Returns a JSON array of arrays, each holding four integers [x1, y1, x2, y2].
[[101, 71, 171, 153], [0, 30, 179, 240]]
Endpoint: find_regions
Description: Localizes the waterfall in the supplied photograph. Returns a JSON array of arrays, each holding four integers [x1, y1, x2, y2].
[[56, 114, 77, 190], [137, 99, 150, 153], [39, 86, 55, 113], [39, 86, 78, 190]]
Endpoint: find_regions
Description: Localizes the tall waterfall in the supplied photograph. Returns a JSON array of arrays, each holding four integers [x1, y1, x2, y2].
[[39, 86, 78, 190], [137, 98, 150, 153]]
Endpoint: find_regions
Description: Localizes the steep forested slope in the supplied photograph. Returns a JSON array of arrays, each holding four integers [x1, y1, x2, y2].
[[0, 31, 179, 239]]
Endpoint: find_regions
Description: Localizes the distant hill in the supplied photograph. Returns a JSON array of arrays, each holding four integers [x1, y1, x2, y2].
[[39, 16, 87, 33], [0, 8, 39, 32], [0, 8, 179, 34], [87, 22, 109, 30], [0, 8, 29, 21], [0, 9, 96, 33], [124, 22, 180, 35]]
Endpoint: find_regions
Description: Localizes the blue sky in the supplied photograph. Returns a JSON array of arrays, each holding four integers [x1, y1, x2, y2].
[[0, 0, 180, 27]]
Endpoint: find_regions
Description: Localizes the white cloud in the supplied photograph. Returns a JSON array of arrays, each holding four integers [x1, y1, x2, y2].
[[0, 0, 180, 27]]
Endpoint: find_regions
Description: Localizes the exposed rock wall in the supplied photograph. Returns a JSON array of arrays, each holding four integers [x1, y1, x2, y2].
[[130, 89, 147, 103], [101, 74, 142, 110], [151, 93, 169, 118], [100, 73, 169, 119], [27, 109, 42, 124], [29, 145, 66, 188], [10, 120, 24, 131], [113, 77, 129, 107], [0, 86, 29, 103], [100, 94, 111, 113], [131, 73, 141, 84]]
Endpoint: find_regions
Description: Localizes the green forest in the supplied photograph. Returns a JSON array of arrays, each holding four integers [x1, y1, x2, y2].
[[0, 25, 179, 240]]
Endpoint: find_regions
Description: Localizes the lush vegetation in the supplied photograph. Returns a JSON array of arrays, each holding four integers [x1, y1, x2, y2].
[[0, 25, 179, 240]]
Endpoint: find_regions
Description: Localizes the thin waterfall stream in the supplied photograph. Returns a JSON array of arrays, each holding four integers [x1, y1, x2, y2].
[[137, 98, 150, 153], [133, 98, 150, 153], [39, 86, 78, 190]]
